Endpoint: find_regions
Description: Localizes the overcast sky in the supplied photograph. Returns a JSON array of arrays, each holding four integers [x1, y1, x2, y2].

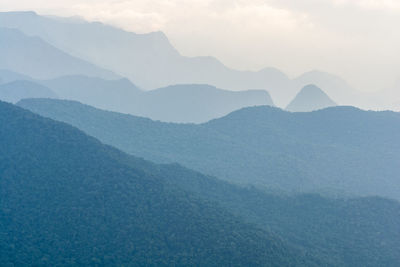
[[1, 0, 399, 92]]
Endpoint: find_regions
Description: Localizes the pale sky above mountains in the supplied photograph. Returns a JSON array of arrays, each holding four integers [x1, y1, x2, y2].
[[2, 0, 399, 92]]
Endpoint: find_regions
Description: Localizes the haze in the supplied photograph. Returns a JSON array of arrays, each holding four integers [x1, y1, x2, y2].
[[1, 0, 400, 93], [2, 1, 400, 265]]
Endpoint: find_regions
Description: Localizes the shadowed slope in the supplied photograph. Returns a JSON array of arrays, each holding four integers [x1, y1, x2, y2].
[[18, 99, 400, 200], [0, 100, 314, 266]]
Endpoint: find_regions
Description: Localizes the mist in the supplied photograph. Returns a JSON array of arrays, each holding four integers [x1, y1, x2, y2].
[[1, 0, 399, 95]]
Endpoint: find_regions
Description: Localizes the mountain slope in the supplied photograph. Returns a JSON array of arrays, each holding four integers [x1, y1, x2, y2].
[[0, 80, 57, 103], [160, 164, 400, 266], [0, 69, 32, 84], [3, 100, 399, 266], [40, 76, 273, 122], [0, 11, 322, 106], [0, 27, 118, 80], [0, 100, 315, 266], [293, 71, 359, 105], [18, 99, 400, 200], [41, 75, 143, 114], [135, 84, 273, 123], [286, 84, 337, 112]]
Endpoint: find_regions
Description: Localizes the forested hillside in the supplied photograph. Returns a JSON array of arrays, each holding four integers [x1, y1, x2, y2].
[[19, 99, 400, 200], [0, 100, 313, 266]]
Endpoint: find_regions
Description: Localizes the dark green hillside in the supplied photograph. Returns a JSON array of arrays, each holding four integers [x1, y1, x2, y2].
[[0, 101, 313, 266], [101, 155, 400, 266], [139, 162, 400, 266], [19, 99, 400, 200], [7, 99, 400, 266]]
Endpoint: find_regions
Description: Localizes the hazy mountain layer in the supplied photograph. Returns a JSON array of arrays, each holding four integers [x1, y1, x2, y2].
[[0, 27, 118, 80], [19, 99, 400, 200], [136, 84, 273, 123], [286, 84, 337, 112], [0, 69, 32, 84], [0, 100, 317, 266], [293, 71, 360, 106], [0, 11, 360, 107], [19, 74, 272, 123], [0, 80, 57, 103], [41, 75, 143, 114]]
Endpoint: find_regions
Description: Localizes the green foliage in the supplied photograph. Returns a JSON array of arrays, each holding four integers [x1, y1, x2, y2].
[[158, 163, 400, 266], [0, 101, 317, 266], [18, 99, 400, 200], [4, 100, 400, 266]]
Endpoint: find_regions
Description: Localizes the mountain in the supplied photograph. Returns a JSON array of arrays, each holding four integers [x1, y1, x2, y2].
[[164, 166, 400, 266], [0, 11, 360, 107], [3, 100, 399, 265], [40, 75, 273, 123], [18, 99, 400, 200], [0, 80, 57, 103], [286, 84, 337, 112], [293, 71, 359, 106], [0, 27, 118, 80], [41, 75, 143, 114], [135, 84, 273, 123], [0, 69, 32, 84], [0, 100, 318, 266]]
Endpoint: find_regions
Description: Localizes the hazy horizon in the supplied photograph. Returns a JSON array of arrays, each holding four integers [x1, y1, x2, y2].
[[1, 0, 399, 93]]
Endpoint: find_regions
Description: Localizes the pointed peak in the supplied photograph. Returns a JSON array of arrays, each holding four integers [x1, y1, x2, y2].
[[286, 84, 337, 112]]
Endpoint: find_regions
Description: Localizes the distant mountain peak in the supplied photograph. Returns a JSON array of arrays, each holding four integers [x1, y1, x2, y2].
[[2, 10, 37, 16], [286, 84, 337, 112]]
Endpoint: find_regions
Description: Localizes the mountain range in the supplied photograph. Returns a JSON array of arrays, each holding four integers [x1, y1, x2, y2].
[[0, 71, 274, 122], [0, 27, 118, 80], [1, 100, 315, 266], [0, 11, 360, 107], [1, 8, 400, 266], [18, 98, 400, 200], [41, 76, 273, 123], [3, 100, 400, 265]]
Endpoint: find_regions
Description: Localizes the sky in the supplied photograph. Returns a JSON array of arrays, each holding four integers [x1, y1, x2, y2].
[[1, 0, 400, 92]]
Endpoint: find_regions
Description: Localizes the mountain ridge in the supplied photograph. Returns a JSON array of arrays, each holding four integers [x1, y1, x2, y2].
[[0, 11, 360, 107], [18, 98, 400, 200], [0, 27, 119, 80], [36, 74, 274, 123], [0, 80, 57, 103], [0, 99, 313, 266]]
